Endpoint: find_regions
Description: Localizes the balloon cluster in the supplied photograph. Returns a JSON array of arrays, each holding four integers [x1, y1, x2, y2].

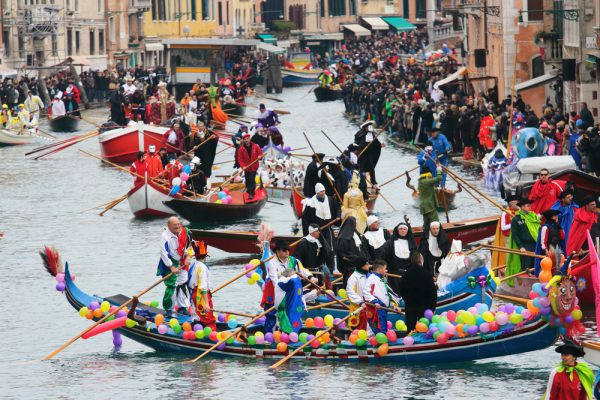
[[348, 329, 399, 356], [78, 300, 128, 322], [528, 281, 584, 337], [169, 164, 192, 196], [304, 315, 346, 330], [244, 259, 264, 286], [247, 330, 327, 352], [215, 188, 233, 204]]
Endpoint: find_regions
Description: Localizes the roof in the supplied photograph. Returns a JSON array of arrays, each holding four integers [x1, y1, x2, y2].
[[382, 16, 417, 32], [341, 24, 371, 37], [163, 38, 260, 47], [53, 56, 89, 67], [433, 67, 468, 89], [360, 17, 389, 30], [515, 71, 559, 92], [257, 42, 286, 54], [303, 33, 344, 41], [256, 33, 277, 44], [516, 156, 575, 174]]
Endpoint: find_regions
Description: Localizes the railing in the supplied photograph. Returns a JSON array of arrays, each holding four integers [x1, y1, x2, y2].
[[433, 22, 458, 41], [130, 0, 151, 9], [543, 37, 563, 61]]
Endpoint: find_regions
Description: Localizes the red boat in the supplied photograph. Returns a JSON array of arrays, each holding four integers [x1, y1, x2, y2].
[[191, 215, 500, 254], [99, 122, 169, 163], [290, 186, 378, 219], [127, 177, 175, 218]]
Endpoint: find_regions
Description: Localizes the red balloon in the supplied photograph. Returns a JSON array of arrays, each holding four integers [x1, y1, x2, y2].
[[209, 331, 218, 341], [436, 333, 449, 344], [369, 336, 378, 347], [489, 321, 499, 332], [386, 330, 398, 343]]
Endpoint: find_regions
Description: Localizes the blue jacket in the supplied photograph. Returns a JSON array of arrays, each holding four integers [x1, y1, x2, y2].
[[418, 150, 438, 177], [431, 134, 451, 162]]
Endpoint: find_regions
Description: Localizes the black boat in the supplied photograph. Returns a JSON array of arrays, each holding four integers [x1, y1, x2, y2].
[[49, 115, 80, 132], [314, 86, 342, 102], [221, 102, 246, 117]]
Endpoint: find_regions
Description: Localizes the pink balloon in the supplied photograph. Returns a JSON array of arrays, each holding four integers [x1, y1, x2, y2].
[[180, 172, 189, 182], [403, 336, 414, 346], [386, 330, 397, 343], [289, 332, 298, 342], [280, 333, 289, 343], [314, 317, 324, 329]]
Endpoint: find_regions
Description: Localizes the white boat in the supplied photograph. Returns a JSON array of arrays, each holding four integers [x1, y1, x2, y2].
[[583, 341, 600, 366], [0, 128, 36, 146], [127, 176, 174, 218]]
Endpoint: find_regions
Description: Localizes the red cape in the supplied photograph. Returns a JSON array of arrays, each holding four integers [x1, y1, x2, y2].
[[528, 179, 563, 214], [566, 207, 598, 254]]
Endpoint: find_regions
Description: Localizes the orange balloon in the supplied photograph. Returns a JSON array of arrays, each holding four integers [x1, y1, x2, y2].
[[527, 300, 540, 314], [540, 257, 553, 271], [349, 334, 358, 344], [455, 324, 464, 333], [92, 308, 103, 318], [85, 310, 93, 320], [416, 322, 428, 333], [182, 322, 192, 332], [539, 270, 552, 283], [377, 343, 389, 356], [273, 331, 282, 343], [321, 332, 331, 343], [305, 318, 315, 328], [154, 314, 164, 326], [277, 342, 288, 353]]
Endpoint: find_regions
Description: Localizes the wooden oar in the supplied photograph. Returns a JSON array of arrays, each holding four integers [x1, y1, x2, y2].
[[320, 129, 344, 155], [303, 132, 343, 204], [99, 194, 129, 217], [305, 300, 339, 311], [33, 132, 100, 160], [253, 91, 284, 103], [269, 306, 364, 369], [42, 268, 181, 360], [499, 268, 534, 282], [492, 264, 506, 271], [26, 130, 97, 155], [493, 293, 529, 305], [204, 154, 263, 199], [440, 188, 450, 223], [464, 245, 484, 256], [365, 176, 396, 211], [481, 244, 545, 259], [379, 166, 419, 188], [211, 309, 257, 318]]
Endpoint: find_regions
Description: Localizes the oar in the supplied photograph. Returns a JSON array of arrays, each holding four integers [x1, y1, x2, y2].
[[303, 132, 343, 204], [320, 129, 344, 154], [305, 300, 339, 311], [42, 268, 182, 360], [499, 268, 534, 282], [481, 244, 545, 259], [253, 91, 284, 102], [274, 109, 290, 115], [33, 132, 100, 160], [26, 130, 97, 155], [211, 309, 257, 318], [365, 176, 396, 211], [493, 293, 529, 305], [440, 188, 450, 223], [492, 264, 506, 271], [99, 194, 129, 217], [464, 245, 484, 256], [211, 217, 340, 295], [379, 166, 419, 188], [269, 306, 364, 369], [204, 154, 264, 199]]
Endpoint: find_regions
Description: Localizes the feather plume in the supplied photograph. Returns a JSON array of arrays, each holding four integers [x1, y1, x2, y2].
[[40, 246, 63, 277]]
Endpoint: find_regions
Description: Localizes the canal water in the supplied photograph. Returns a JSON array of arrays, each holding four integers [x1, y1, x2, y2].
[[0, 86, 593, 399]]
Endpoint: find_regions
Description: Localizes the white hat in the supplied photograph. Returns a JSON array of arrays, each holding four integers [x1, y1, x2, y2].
[[191, 156, 200, 164], [360, 120, 375, 129], [315, 183, 326, 193], [366, 215, 379, 227], [148, 144, 156, 152]]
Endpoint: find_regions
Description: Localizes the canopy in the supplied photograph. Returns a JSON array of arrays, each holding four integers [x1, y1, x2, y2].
[[516, 156, 575, 174], [145, 42, 164, 52], [257, 33, 277, 44], [382, 16, 417, 32], [257, 42, 286, 54], [433, 67, 468, 89], [341, 24, 371, 37], [0, 64, 18, 76], [53, 56, 89, 67], [303, 33, 344, 41], [360, 17, 388, 30], [515, 71, 559, 92]]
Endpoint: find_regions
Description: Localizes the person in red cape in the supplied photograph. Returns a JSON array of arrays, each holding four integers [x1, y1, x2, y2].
[[129, 151, 148, 185], [478, 113, 495, 151], [164, 155, 183, 184], [236, 133, 263, 200], [146, 144, 164, 179], [544, 341, 594, 399], [529, 168, 564, 214], [566, 196, 598, 255]]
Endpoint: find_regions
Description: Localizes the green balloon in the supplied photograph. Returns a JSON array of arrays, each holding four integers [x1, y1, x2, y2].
[[299, 332, 308, 343], [248, 335, 256, 345], [106, 315, 115, 322], [195, 330, 205, 340], [226, 336, 235, 344], [433, 331, 440, 340], [432, 315, 441, 324], [419, 317, 430, 325], [355, 338, 366, 347], [150, 300, 159, 308], [375, 332, 388, 344], [125, 318, 137, 328], [203, 327, 212, 336], [173, 324, 182, 333]]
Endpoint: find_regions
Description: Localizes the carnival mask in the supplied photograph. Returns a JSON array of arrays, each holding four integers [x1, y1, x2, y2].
[[551, 278, 576, 316]]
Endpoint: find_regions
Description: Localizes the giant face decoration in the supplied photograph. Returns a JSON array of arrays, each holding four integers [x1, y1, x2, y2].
[[550, 278, 576, 316]]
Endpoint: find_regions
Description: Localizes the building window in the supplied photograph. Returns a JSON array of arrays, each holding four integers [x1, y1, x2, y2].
[[531, 56, 544, 78], [159, 0, 166, 20], [416, 0, 426, 19], [109, 17, 115, 43], [18, 35, 25, 58], [67, 28, 73, 55], [320, 0, 324, 17], [152, 0, 158, 20], [403, 0, 409, 19], [3, 30, 9, 56], [89, 30, 95, 55], [226, 1, 229, 25], [527, 0, 543, 21], [51, 33, 58, 56], [349, 0, 356, 15], [97, 0, 101, 12], [218, 1, 223, 25], [202, 0, 210, 19], [98, 29, 105, 54], [191, 0, 197, 20], [75, 31, 80, 55], [327, 0, 346, 16]]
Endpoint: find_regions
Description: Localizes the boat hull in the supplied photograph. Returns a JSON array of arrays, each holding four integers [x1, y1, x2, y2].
[[291, 186, 377, 219], [314, 86, 342, 102], [99, 123, 169, 164], [49, 115, 80, 132], [127, 179, 174, 218], [0, 129, 35, 146], [221, 102, 246, 117], [281, 68, 320, 86]]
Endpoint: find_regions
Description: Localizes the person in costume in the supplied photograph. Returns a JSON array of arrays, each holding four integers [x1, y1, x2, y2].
[[567, 196, 599, 255], [506, 199, 541, 286], [544, 341, 594, 400], [301, 182, 339, 256], [429, 128, 452, 187], [236, 132, 263, 200], [129, 151, 148, 185], [188, 156, 207, 195], [336, 216, 368, 286], [321, 157, 348, 201], [362, 215, 391, 261], [254, 103, 279, 128], [294, 223, 333, 289], [355, 120, 382, 186], [418, 165, 442, 232], [400, 252, 437, 332], [492, 195, 520, 268], [346, 256, 370, 330], [188, 240, 216, 330], [529, 168, 563, 214], [419, 221, 450, 276], [261, 240, 317, 333], [535, 209, 565, 275], [275, 269, 319, 334], [157, 217, 189, 317], [146, 145, 164, 179], [164, 155, 183, 184], [342, 171, 368, 234], [24, 90, 44, 123], [191, 122, 218, 186], [551, 190, 579, 249], [377, 221, 417, 293], [363, 259, 400, 335], [303, 152, 326, 198], [417, 142, 438, 178]]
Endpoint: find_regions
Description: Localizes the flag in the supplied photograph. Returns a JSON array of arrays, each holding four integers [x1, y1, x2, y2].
[[586, 230, 600, 336]]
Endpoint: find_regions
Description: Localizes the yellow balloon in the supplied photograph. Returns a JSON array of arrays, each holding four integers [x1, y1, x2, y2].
[[255, 331, 264, 338], [216, 200, 222, 204], [358, 329, 368, 341], [337, 289, 348, 299], [79, 307, 89, 317], [100, 301, 110, 313], [250, 272, 261, 281], [249, 259, 261, 266], [324, 314, 334, 328], [247, 278, 255, 285], [482, 311, 495, 322], [254, 175, 260, 184]]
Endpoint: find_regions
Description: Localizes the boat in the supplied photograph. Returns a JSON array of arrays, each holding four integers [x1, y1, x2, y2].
[[191, 215, 500, 254], [517, 169, 600, 205], [48, 115, 80, 132], [221, 101, 246, 117], [305, 266, 496, 324], [411, 187, 460, 209], [314, 86, 342, 102], [99, 122, 169, 164], [0, 128, 36, 146], [164, 188, 268, 224], [583, 341, 600, 366], [290, 186, 378, 220], [281, 67, 321, 86], [501, 156, 575, 198], [59, 261, 561, 364], [127, 177, 175, 218]]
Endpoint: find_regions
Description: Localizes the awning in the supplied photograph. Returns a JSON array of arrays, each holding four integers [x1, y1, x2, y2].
[[257, 42, 286, 54], [360, 17, 388, 30], [303, 33, 344, 41], [113, 51, 130, 59], [53, 56, 89, 67], [433, 67, 468, 89], [257, 33, 277, 44], [382, 16, 417, 32], [0, 64, 18, 76], [163, 38, 259, 47], [145, 42, 164, 52], [515, 71, 559, 92], [341, 24, 371, 37]]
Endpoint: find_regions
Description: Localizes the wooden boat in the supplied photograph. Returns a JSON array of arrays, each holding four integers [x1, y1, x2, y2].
[[0, 128, 36, 146], [411, 187, 460, 209], [281, 67, 321, 86], [127, 177, 175, 218], [221, 101, 246, 117], [99, 122, 169, 164], [305, 266, 496, 324], [191, 215, 500, 254], [314, 86, 342, 102], [49, 115, 80, 132], [583, 341, 600, 366], [61, 262, 559, 364], [290, 186, 378, 220], [164, 188, 268, 224]]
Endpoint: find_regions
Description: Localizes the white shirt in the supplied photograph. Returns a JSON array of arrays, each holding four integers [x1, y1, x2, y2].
[[394, 238, 411, 259], [307, 195, 331, 220], [363, 229, 386, 250], [266, 256, 312, 285], [122, 82, 137, 96], [188, 259, 210, 291], [346, 271, 367, 305], [51, 100, 66, 117], [363, 273, 398, 307], [159, 229, 180, 267]]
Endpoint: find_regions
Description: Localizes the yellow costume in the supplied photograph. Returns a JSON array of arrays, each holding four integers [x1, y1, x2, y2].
[[342, 172, 368, 234]]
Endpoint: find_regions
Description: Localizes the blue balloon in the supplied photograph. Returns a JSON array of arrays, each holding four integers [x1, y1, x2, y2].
[[227, 319, 238, 329], [183, 165, 191, 174], [218, 191, 227, 199], [169, 185, 181, 196]]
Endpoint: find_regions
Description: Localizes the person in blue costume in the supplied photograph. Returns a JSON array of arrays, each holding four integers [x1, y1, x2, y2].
[[362, 259, 400, 334], [429, 128, 452, 187], [275, 269, 318, 333], [417, 142, 438, 178], [550, 190, 578, 249]]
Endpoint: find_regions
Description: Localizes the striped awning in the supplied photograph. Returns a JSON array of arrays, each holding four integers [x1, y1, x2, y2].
[[341, 24, 371, 37], [360, 17, 388, 30]]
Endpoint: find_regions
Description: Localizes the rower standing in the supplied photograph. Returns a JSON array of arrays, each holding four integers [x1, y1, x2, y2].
[[362, 259, 400, 334], [146, 145, 164, 179], [157, 217, 185, 317], [354, 121, 382, 186], [418, 165, 442, 232], [236, 132, 263, 200], [188, 240, 217, 330], [506, 199, 541, 283], [346, 256, 370, 330], [294, 223, 333, 289], [362, 215, 390, 261], [255, 103, 279, 128]]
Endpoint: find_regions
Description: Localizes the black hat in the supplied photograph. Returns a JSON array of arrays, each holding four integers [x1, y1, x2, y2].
[[505, 195, 520, 203], [518, 198, 532, 206], [421, 165, 431, 174], [582, 195, 598, 205], [352, 256, 370, 270], [430, 127, 441, 133], [347, 144, 358, 152], [259, 103, 266, 109], [559, 190, 574, 199], [312, 152, 325, 161], [555, 341, 585, 357], [272, 239, 291, 252], [542, 209, 560, 219]]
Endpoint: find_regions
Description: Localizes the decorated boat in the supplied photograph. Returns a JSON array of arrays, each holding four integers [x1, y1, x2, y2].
[[314, 86, 342, 102], [191, 215, 500, 254], [517, 169, 600, 205], [99, 122, 169, 164], [281, 68, 321, 86], [290, 186, 378, 220], [127, 176, 175, 218], [53, 259, 580, 364], [501, 155, 575, 198], [221, 101, 246, 117], [49, 115, 80, 132], [164, 188, 268, 224], [0, 128, 36, 146]]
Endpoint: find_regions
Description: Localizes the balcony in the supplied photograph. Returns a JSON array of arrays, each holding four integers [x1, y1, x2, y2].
[[432, 22, 464, 43], [129, 0, 151, 13], [542, 37, 563, 61]]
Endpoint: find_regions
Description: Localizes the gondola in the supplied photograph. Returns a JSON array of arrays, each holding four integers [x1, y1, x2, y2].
[[314, 86, 342, 102], [290, 186, 378, 220], [164, 188, 268, 224], [127, 178, 175, 218], [0, 128, 36, 146], [190, 215, 500, 254], [48, 115, 80, 132], [221, 101, 246, 117]]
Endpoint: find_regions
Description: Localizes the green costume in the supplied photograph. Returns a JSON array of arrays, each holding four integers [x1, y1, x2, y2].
[[418, 173, 442, 231], [505, 210, 540, 286]]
